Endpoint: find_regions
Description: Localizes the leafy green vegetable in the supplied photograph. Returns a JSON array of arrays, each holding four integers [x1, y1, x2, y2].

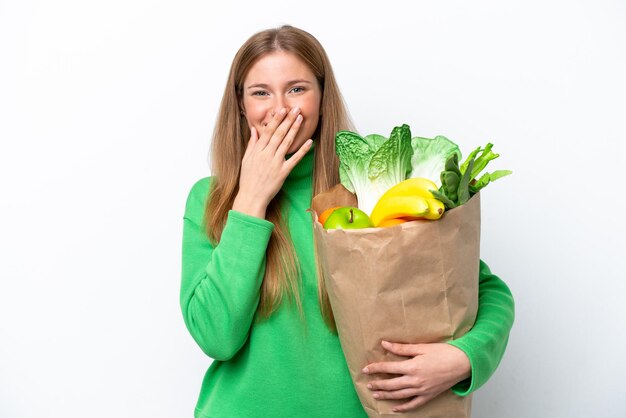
[[461, 143, 500, 180], [432, 142, 512, 209], [469, 170, 512, 194], [364, 134, 387, 149], [409, 135, 461, 186], [334, 124, 511, 214], [335, 124, 413, 216], [457, 159, 474, 205]]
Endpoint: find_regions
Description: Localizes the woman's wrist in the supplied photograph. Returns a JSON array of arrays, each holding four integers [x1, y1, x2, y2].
[[449, 345, 472, 383], [232, 192, 268, 219]]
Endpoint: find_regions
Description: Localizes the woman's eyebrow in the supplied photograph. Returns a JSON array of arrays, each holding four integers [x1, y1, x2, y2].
[[286, 79, 313, 86], [246, 80, 313, 90]]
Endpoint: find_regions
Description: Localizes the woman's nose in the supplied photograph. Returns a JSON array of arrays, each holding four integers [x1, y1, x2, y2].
[[270, 97, 295, 115]]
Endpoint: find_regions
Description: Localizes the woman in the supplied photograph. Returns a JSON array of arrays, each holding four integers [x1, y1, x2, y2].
[[180, 25, 514, 417]]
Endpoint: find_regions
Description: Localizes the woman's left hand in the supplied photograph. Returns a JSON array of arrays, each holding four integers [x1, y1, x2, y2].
[[362, 341, 471, 413]]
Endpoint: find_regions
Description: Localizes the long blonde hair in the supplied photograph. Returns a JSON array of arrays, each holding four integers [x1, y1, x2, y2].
[[204, 25, 353, 325]]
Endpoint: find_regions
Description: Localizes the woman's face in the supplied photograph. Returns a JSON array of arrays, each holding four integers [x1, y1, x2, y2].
[[240, 51, 322, 155]]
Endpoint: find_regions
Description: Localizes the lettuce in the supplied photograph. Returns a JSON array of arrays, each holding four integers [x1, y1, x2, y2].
[[335, 124, 413, 215], [408, 135, 461, 187]]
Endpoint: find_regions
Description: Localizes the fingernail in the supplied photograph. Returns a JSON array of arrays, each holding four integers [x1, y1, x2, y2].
[[367, 383, 372, 389], [296, 114, 303, 122], [392, 408, 398, 412], [362, 367, 369, 373], [382, 340, 390, 346], [291, 106, 300, 114], [372, 393, 379, 398], [279, 108, 287, 115]]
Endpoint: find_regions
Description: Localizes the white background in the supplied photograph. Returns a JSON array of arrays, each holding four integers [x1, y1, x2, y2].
[[1, 1, 625, 417]]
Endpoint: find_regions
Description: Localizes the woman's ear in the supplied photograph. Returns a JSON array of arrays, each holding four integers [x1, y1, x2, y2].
[[237, 96, 246, 116]]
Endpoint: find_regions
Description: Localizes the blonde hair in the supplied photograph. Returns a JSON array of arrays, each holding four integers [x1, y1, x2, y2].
[[204, 25, 353, 326]]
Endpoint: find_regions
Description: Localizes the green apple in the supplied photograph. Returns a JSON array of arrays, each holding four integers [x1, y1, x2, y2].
[[323, 206, 373, 230]]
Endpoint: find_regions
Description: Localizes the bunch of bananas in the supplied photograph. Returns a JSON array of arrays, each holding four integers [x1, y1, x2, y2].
[[370, 178, 445, 227]]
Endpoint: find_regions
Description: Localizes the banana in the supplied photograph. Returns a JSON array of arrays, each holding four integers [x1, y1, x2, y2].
[[370, 178, 447, 226], [370, 195, 430, 227], [378, 178, 439, 201], [375, 196, 443, 226], [423, 198, 445, 220]]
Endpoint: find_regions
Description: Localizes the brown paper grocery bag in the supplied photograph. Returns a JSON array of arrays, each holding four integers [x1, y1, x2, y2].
[[310, 184, 480, 418]]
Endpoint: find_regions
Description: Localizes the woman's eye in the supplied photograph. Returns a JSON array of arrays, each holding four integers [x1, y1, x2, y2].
[[251, 91, 269, 96], [290, 87, 305, 93]]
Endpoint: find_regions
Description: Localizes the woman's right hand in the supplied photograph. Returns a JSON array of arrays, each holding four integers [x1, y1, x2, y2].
[[233, 106, 313, 219]]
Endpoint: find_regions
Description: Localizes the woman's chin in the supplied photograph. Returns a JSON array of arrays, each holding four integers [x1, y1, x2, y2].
[[286, 140, 305, 156]]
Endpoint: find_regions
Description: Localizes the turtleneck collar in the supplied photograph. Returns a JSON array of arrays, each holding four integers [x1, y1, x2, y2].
[[285, 140, 315, 182]]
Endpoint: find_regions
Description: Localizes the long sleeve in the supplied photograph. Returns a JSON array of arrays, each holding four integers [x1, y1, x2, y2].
[[447, 259, 515, 396], [180, 177, 275, 361]]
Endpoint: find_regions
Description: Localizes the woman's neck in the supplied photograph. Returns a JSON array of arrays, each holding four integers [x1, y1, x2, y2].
[[285, 141, 315, 181]]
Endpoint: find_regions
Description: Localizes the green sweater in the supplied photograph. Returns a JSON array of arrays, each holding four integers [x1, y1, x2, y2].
[[180, 146, 515, 418]]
